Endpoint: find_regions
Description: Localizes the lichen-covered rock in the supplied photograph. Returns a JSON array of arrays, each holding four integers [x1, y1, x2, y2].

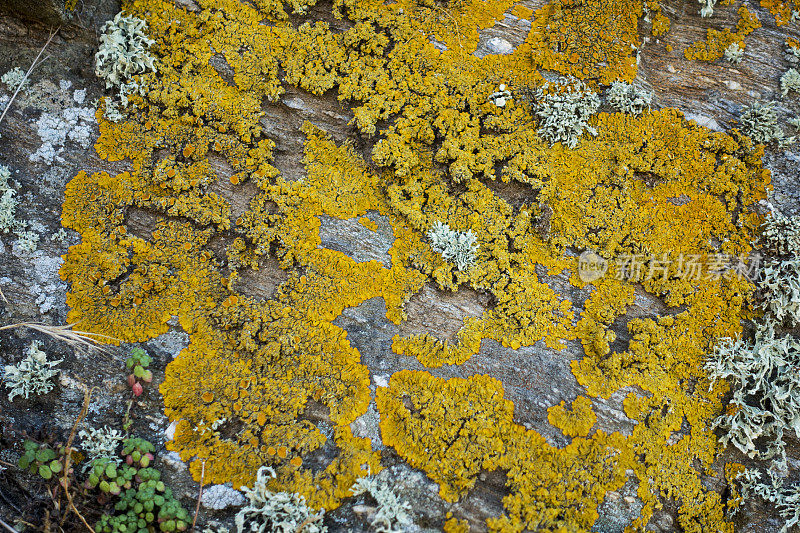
[[4, 0, 800, 530]]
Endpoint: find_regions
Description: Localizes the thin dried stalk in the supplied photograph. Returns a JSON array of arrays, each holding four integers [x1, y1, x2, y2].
[[193, 460, 206, 530], [62, 387, 97, 533], [0, 26, 59, 127], [0, 322, 116, 352], [0, 517, 17, 533]]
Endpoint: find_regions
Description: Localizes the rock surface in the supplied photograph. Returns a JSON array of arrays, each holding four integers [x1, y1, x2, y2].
[[0, 0, 798, 531]]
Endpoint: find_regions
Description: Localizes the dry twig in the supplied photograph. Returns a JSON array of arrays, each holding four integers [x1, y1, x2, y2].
[[0, 516, 17, 533], [0, 322, 116, 352], [192, 460, 206, 531], [60, 387, 97, 533], [0, 26, 59, 127]]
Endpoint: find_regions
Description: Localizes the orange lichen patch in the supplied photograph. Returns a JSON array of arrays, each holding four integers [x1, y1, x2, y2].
[[62, 0, 771, 527], [548, 396, 597, 438], [645, 0, 670, 37], [761, 0, 800, 25], [527, 0, 643, 84], [378, 371, 631, 529], [413, 0, 519, 54], [509, 4, 533, 20], [725, 462, 747, 512], [444, 515, 470, 533], [358, 216, 378, 231], [684, 6, 761, 62]]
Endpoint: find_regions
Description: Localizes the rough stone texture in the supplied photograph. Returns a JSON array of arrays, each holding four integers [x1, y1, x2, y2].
[[0, 0, 799, 531], [0, 0, 71, 26]]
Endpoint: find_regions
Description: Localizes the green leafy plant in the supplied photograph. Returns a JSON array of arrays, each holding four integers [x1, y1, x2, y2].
[[90, 437, 190, 532], [126, 348, 153, 398], [18, 440, 64, 481]]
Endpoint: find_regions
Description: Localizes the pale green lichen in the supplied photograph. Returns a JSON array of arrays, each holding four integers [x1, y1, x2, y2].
[[102, 98, 126, 123], [95, 12, 156, 104], [738, 101, 795, 145], [235, 466, 326, 533], [50, 228, 69, 242], [759, 260, 800, 326], [786, 42, 800, 65], [13, 230, 40, 253], [0, 67, 25, 89], [759, 212, 800, 326], [0, 163, 40, 254], [350, 474, 413, 533], [3, 341, 62, 402], [738, 468, 800, 532], [699, 0, 717, 17], [763, 211, 800, 257], [0, 164, 21, 234], [723, 42, 745, 63], [534, 77, 600, 148], [706, 324, 800, 461], [78, 426, 125, 469], [606, 81, 652, 115], [709, 206, 800, 531], [781, 68, 800, 96], [427, 221, 478, 271]]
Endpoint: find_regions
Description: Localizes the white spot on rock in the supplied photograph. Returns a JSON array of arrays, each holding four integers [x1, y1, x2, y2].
[[485, 37, 513, 55]]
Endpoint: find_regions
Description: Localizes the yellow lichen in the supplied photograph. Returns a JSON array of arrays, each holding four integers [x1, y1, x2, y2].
[[527, 0, 643, 84], [60, 0, 772, 529], [548, 396, 597, 438], [378, 371, 630, 529], [444, 514, 470, 533], [646, 1, 670, 37], [684, 5, 761, 62], [761, 0, 800, 25]]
